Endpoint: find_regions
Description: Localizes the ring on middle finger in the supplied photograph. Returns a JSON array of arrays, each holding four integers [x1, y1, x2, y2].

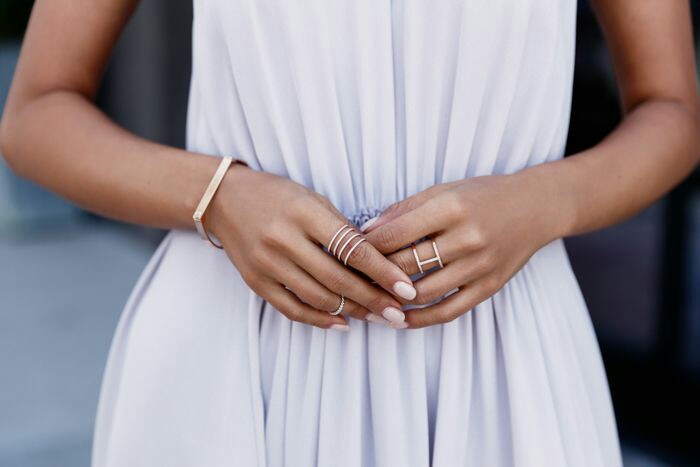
[[411, 237, 445, 274]]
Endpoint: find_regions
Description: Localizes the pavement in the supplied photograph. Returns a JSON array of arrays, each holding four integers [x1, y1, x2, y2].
[[0, 221, 159, 467]]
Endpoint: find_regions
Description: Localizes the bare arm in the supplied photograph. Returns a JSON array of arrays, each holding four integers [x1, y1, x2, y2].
[[0, 0, 223, 229], [361, 0, 699, 328], [524, 0, 700, 238], [0, 0, 418, 329]]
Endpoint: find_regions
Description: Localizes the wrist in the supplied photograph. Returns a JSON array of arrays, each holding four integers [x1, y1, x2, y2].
[[205, 161, 251, 238], [510, 162, 576, 244]]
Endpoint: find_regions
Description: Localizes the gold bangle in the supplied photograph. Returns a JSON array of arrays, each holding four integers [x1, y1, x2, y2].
[[192, 156, 247, 249]]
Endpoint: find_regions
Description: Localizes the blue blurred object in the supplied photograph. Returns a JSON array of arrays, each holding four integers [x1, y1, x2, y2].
[[0, 41, 80, 231]]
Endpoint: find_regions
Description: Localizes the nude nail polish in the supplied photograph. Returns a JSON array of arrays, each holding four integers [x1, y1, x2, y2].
[[389, 321, 409, 329], [382, 307, 405, 323], [366, 313, 391, 325], [330, 323, 350, 331], [393, 281, 417, 300]]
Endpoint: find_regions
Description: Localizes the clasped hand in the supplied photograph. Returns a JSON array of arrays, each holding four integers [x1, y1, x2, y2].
[[209, 167, 555, 330], [364, 174, 557, 328]]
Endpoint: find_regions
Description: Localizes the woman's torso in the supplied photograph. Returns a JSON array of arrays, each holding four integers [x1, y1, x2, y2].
[[185, 0, 577, 219]]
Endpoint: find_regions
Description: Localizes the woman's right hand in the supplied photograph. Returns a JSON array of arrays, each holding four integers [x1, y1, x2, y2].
[[206, 164, 416, 330]]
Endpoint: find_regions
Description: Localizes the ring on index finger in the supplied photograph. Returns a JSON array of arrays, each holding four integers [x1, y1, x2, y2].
[[327, 224, 367, 266]]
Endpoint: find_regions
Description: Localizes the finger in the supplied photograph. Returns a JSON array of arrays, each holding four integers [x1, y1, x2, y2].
[[365, 198, 450, 254], [288, 239, 408, 323], [387, 235, 453, 277], [363, 183, 457, 233], [309, 220, 417, 301], [263, 282, 351, 330], [341, 234, 418, 301], [402, 280, 493, 329], [273, 260, 373, 322], [410, 256, 488, 305]]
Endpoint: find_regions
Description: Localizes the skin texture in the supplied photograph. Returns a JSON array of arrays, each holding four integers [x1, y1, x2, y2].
[[0, 1, 698, 331], [363, 1, 700, 328], [0, 0, 415, 331]]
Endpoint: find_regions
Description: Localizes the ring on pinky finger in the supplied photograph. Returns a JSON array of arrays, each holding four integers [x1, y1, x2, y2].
[[284, 284, 369, 321], [329, 295, 345, 315], [267, 285, 348, 329]]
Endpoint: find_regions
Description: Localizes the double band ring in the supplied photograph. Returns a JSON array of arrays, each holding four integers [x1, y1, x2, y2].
[[327, 224, 366, 266], [411, 238, 444, 274], [329, 294, 345, 315]]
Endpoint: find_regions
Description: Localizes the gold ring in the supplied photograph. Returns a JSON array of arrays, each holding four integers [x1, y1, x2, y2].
[[329, 295, 345, 315], [327, 224, 366, 266], [411, 238, 444, 274]]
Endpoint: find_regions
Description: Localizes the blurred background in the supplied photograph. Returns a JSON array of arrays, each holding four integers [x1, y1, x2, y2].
[[0, 1, 699, 466]]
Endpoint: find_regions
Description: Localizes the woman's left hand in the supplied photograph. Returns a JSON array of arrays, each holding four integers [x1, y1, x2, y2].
[[363, 172, 561, 329]]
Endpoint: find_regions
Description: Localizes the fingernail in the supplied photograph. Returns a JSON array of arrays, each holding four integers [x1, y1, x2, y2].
[[389, 321, 409, 329], [359, 216, 379, 232], [382, 306, 405, 323], [393, 281, 417, 300], [330, 323, 350, 331], [366, 313, 391, 325]]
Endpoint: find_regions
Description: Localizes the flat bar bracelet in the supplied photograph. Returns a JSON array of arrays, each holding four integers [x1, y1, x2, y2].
[[192, 156, 248, 249]]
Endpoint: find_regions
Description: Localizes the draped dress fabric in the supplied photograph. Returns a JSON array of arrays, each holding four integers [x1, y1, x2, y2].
[[92, 1, 624, 466]]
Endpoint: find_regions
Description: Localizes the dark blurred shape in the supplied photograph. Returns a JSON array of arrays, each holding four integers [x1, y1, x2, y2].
[[565, 3, 700, 464], [0, 0, 32, 39], [97, 0, 193, 148]]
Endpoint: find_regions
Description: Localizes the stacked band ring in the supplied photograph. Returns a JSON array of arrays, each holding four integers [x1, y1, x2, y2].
[[327, 224, 366, 266]]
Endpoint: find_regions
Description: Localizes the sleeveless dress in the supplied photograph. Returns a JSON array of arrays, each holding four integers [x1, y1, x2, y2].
[[92, 1, 623, 466]]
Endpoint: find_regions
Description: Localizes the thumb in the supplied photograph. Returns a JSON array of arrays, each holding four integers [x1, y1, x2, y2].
[[361, 199, 418, 233], [362, 183, 456, 233]]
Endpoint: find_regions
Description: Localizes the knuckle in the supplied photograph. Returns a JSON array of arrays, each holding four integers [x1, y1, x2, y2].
[[239, 269, 262, 291], [287, 191, 316, 221], [466, 225, 488, 249], [261, 220, 288, 248], [311, 191, 333, 209], [394, 252, 416, 275], [438, 306, 461, 324], [483, 275, 503, 296], [442, 192, 464, 221], [375, 227, 398, 250], [317, 294, 338, 312], [284, 305, 304, 323], [342, 300, 362, 318], [415, 285, 441, 305], [475, 249, 497, 272], [325, 270, 347, 293], [249, 246, 271, 269]]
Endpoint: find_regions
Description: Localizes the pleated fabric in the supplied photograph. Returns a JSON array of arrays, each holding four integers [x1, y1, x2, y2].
[[92, 1, 623, 466]]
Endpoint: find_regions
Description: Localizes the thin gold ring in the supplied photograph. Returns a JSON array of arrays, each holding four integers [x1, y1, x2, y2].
[[343, 238, 366, 265], [328, 224, 366, 266], [332, 228, 354, 256], [328, 224, 350, 252], [337, 233, 362, 261], [329, 295, 345, 315]]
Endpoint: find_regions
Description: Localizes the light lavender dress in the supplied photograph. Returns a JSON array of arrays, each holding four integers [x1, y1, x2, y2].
[[92, 1, 623, 466]]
